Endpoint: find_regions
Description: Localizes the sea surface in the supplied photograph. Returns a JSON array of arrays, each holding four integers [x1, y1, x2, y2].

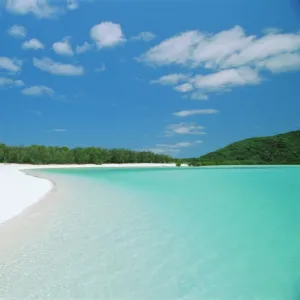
[[1, 166, 300, 300]]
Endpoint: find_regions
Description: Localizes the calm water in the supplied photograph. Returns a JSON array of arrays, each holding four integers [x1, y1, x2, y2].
[[1, 166, 300, 300]]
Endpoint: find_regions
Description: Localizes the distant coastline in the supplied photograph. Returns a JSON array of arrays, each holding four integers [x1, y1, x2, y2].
[[2, 130, 300, 167]]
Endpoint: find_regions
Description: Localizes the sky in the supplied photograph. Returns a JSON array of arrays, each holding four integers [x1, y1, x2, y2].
[[0, 0, 300, 157]]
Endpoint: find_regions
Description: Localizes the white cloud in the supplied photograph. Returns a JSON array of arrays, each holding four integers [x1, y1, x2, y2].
[[22, 38, 44, 50], [139, 30, 200, 66], [174, 83, 194, 92], [67, 0, 78, 10], [33, 57, 84, 76], [153, 67, 260, 99], [95, 63, 106, 72], [90, 21, 125, 48], [76, 42, 93, 54], [142, 26, 300, 100], [5, 0, 57, 18], [257, 53, 300, 73], [21, 85, 54, 96], [52, 37, 73, 56], [223, 33, 300, 68], [191, 67, 261, 91], [7, 25, 26, 38], [139, 26, 253, 67], [192, 26, 254, 69], [0, 57, 22, 73], [139, 25, 300, 71], [173, 109, 218, 117], [131, 31, 156, 42], [165, 123, 205, 136], [0, 77, 24, 87], [151, 73, 190, 85]]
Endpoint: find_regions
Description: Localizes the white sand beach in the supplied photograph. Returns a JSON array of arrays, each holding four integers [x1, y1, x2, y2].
[[0, 163, 179, 225], [0, 164, 53, 225]]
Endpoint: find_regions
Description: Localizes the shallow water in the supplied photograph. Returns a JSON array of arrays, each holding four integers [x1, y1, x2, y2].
[[1, 166, 300, 300]]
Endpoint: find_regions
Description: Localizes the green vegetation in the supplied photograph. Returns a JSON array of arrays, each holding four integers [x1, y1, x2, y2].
[[0, 143, 173, 165], [186, 130, 300, 166], [1, 130, 300, 166]]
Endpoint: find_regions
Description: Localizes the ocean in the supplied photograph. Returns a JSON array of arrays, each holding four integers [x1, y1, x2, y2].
[[1, 166, 300, 300]]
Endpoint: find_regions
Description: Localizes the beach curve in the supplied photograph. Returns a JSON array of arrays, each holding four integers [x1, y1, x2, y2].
[[0, 163, 180, 225], [0, 164, 53, 225]]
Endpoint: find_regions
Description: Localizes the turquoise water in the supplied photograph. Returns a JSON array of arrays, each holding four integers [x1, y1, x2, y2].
[[1, 166, 300, 299]]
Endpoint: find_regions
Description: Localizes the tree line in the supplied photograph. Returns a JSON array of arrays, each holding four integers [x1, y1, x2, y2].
[[0, 143, 174, 165], [3, 130, 298, 166]]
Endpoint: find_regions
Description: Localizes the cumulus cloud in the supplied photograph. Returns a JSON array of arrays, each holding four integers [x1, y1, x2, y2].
[[22, 38, 44, 50], [7, 25, 26, 38], [5, 0, 57, 18], [139, 26, 300, 70], [21, 85, 54, 96], [153, 68, 261, 99], [165, 123, 205, 136], [90, 22, 125, 48], [52, 37, 73, 56], [222, 33, 300, 69], [190, 67, 261, 91], [142, 27, 280, 99], [76, 42, 93, 54], [151, 73, 190, 85], [0, 57, 22, 73], [33, 57, 84, 76], [131, 31, 156, 42], [139, 30, 200, 66], [173, 109, 218, 117], [257, 53, 300, 73], [0, 77, 24, 87], [174, 83, 194, 92]]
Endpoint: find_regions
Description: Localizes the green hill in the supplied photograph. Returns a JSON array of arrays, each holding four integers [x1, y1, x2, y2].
[[188, 130, 300, 166]]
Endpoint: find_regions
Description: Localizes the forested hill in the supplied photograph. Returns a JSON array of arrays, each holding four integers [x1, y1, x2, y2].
[[0, 144, 173, 164], [188, 130, 300, 166]]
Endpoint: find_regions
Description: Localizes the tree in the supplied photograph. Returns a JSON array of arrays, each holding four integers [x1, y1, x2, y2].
[[0, 143, 174, 165]]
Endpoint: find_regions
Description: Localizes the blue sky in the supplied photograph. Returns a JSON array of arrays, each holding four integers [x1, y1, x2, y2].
[[1, 0, 300, 157]]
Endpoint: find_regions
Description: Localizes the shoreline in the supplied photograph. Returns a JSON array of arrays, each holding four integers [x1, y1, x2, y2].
[[0, 163, 179, 225], [0, 163, 298, 226]]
